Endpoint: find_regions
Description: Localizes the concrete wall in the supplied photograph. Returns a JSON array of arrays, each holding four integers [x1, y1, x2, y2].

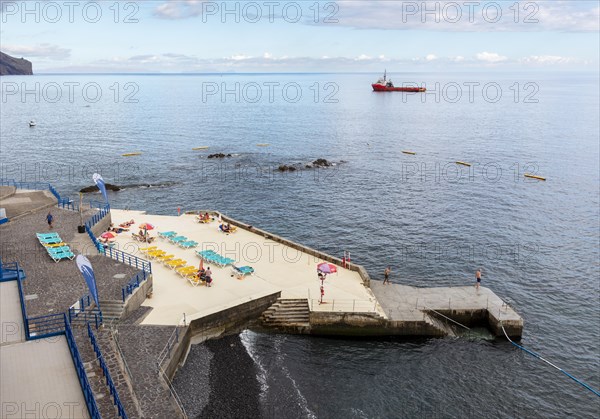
[[91, 212, 112, 237], [162, 291, 281, 380], [122, 275, 153, 319], [308, 311, 445, 337]]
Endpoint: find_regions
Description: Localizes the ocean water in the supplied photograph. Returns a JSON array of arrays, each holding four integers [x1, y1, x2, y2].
[[1, 72, 599, 417]]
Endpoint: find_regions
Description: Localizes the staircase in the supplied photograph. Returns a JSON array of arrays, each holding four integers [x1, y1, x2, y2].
[[99, 300, 125, 321], [261, 298, 310, 330], [424, 313, 457, 338]]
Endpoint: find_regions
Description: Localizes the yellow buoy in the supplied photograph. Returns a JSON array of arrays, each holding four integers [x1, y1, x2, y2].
[[402, 151, 416, 155], [456, 161, 471, 167], [256, 143, 270, 147], [524, 174, 546, 181], [192, 146, 209, 150], [122, 152, 142, 157]]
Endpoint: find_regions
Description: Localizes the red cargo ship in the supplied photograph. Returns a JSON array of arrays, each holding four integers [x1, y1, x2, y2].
[[371, 70, 426, 92]]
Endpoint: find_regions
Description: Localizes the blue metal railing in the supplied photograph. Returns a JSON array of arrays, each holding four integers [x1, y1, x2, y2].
[[84, 202, 110, 230], [0, 178, 78, 211], [66, 316, 101, 419], [88, 323, 128, 418], [122, 270, 148, 302], [103, 246, 152, 273]]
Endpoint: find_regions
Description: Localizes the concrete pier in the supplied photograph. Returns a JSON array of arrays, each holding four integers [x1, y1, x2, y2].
[[1, 196, 525, 419]]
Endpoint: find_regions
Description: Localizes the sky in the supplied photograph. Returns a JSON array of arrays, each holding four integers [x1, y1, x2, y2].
[[1, 0, 599, 73]]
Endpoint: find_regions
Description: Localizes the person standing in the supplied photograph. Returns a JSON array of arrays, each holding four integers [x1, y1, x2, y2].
[[383, 266, 391, 285], [46, 212, 54, 229], [476, 269, 482, 290]]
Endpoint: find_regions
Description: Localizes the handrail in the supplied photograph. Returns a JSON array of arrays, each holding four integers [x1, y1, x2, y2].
[[88, 323, 128, 418], [308, 298, 379, 313], [65, 316, 101, 419], [122, 269, 148, 302], [156, 327, 188, 419], [423, 306, 471, 331]]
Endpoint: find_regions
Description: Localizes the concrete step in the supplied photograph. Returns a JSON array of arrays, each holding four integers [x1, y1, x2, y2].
[[424, 314, 457, 338], [262, 298, 310, 328]]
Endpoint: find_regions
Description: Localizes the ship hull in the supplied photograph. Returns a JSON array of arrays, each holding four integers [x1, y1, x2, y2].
[[372, 84, 426, 92]]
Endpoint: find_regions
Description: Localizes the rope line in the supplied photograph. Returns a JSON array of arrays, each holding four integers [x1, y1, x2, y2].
[[501, 323, 600, 397]]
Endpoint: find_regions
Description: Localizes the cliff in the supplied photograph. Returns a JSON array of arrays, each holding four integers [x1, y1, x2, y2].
[[0, 51, 33, 75]]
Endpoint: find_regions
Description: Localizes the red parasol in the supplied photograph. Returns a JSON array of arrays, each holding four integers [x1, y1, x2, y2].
[[317, 262, 337, 274]]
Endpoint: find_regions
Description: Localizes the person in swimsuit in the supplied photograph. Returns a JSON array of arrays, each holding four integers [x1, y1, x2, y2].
[[384, 266, 391, 285], [476, 269, 482, 290]]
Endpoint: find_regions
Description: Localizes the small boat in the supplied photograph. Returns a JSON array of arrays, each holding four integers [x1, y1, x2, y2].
[[372, 71, 426, 92], [29, 120, 36, 127], [192, 146, 210, 150], [122, 152, 142, 157]]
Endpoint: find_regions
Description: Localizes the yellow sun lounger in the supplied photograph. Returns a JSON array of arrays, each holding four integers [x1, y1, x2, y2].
[[157, 254, 175, 262], [139, 246, 157, 253], [166, 259, 187, 269], [147, 250, 167, 259]]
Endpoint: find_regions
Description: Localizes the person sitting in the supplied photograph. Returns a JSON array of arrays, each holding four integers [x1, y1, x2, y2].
[[204, 212, 210, 221]]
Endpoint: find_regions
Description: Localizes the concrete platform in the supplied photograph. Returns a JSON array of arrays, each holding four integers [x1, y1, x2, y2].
[[0, 281, 26, 345], [0, 189, 57, 220], [0, 336, 90, 419], [109, 210, 383, 325], [371, 281, 523, 337]]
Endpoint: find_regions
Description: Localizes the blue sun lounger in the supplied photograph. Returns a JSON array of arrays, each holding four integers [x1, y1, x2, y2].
[[179, 241, 198, 249], [158, 231, 177, 239], [170, 236, 188, 244], [232, 265, 254, 277], [46, 248, 75, 262]]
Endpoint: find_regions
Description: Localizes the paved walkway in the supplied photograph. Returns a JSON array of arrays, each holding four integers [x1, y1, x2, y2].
[[0, 282, 26, 345], [0, 336, 90, 418], [371, 281, 521, 322], [110, 210, 383, 325], [0, 189, 57, 219]]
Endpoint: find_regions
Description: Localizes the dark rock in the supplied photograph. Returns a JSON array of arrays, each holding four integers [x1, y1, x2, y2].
[[80, 183, 121, 193], [312, 158, 332, 167], [0, 51, 33, 75], [207, 153, 232, 159]]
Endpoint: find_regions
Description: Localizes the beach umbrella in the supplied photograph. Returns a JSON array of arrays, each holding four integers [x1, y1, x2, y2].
[[139, 223, 155, 230], [100, 232, 117, 239], [317, 262, 337, 274]]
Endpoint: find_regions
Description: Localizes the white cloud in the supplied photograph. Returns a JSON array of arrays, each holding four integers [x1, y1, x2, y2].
[[520, 55, 575, 65], [425, 54, 437, 61], [356, 54, 372, 61], [453, 56, 465, 62], [476, 52, 507, 63]]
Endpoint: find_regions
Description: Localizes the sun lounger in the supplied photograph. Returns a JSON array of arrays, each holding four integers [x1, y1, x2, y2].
[[139, 246, 157, 253], [37, 234, 63, 245], [179, 241, 198, 249], [47, 245, 72, 254], [196, 250, 235, 267], [43, 242, 68, 248], [47, 249, 75, 262], [158, 231, 177, 239], [36, 232, 60, 240], [169, 236, 188, 244], [156, 254, 175, 262], [232, 265, 254, 278], [165, 259, 187, 269], [147, 250, 167, 259]]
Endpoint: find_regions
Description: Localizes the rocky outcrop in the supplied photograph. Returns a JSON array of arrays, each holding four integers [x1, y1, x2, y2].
[[80, 183, 121, 193], [0, 51, 33, 75], [207, 153, 232, 159]]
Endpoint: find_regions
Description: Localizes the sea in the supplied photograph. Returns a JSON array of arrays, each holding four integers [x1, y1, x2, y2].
[[1, 72, 599, 418]]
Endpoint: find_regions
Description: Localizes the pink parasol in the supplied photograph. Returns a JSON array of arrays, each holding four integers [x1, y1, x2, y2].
[[317, 262, 337, 274]]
